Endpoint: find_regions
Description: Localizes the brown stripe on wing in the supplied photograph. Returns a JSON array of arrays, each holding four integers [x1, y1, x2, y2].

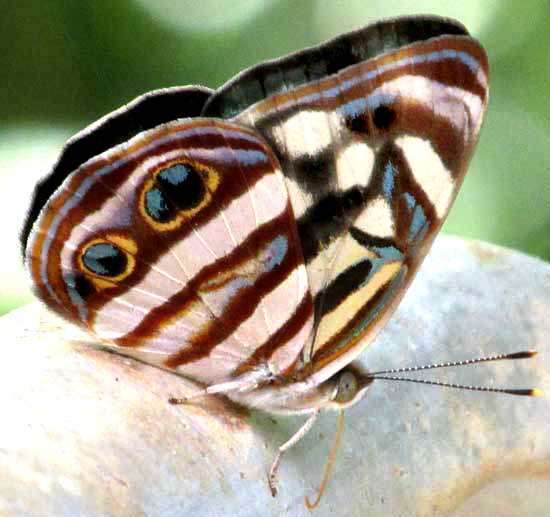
[[203, 17, 472, 119], [370, 142, 438, 249], [105, 208, 302, 367], [230, 292, 314, 377], [244, 36, 488, 124], [251, 81, 478, 188]]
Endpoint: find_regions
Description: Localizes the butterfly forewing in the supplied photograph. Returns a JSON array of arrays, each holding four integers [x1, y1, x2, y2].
[[209, 25, 489, 383]]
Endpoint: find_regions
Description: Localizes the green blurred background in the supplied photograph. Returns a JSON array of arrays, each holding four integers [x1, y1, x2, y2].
[[2, 0, 549, 316]]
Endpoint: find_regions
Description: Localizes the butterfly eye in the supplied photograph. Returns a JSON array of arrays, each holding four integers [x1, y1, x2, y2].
[[334, 371, 359, 404]]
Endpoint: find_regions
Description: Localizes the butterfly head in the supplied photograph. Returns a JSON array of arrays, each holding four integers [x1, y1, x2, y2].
[[326, 365, 374, 410]]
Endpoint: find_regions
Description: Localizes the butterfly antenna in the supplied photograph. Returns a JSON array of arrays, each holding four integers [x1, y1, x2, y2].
[[367, 350, 542, 397], [304, 410, 345, 510]]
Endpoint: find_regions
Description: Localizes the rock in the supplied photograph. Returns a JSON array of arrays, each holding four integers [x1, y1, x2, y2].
[[1, 235, 549, 516]]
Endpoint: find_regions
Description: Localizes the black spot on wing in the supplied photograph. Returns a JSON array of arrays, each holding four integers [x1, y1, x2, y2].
[[349, 226, 396, 251], [297, 187, 364, 263], [373, 105, 396, 130], [285, 147, 334, 192], [82, 242, 128, 277], [156, 163, 205, 211], [313, 258, 373, 317]]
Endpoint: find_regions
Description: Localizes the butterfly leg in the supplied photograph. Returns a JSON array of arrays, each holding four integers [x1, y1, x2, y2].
[[268, 408, 321, 497], [169, 377, 260, 404]]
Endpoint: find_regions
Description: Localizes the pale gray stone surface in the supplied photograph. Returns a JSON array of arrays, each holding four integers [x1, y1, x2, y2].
[[1, 235, 549, 516]]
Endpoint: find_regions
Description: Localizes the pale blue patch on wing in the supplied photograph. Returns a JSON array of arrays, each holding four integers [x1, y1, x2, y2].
[[226, 275, 254, 296], [228, 149, 269, 166], [339, 49, 483, 91], [336, 93, 397, 119], [64, 274, 89, 322], [382, 162, 396, 199], [338, 97, 366, 117], [264, 235, 288, 272], [361, 244, 404, 289], [403, 192, 429, 245]]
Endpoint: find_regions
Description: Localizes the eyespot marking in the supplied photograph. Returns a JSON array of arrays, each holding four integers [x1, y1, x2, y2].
[[82, 242, 127, 277], [157, 163, 205, 211], [140, 160, 219, 230], [78, 235, 137, 289]]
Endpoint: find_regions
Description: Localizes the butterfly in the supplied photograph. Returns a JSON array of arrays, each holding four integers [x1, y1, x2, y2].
[[21, 15, 492, 503]]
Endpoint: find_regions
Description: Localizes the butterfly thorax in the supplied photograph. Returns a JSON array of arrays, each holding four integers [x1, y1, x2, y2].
[[225, 363, 373, 415]]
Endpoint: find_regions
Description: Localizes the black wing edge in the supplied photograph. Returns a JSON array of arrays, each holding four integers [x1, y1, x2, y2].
[[202, 15, 469, 119], [20, 86, 213, 258]]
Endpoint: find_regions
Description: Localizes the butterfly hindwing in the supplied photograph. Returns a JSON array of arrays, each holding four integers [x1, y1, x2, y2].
[[24, 116, 313, 386]]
